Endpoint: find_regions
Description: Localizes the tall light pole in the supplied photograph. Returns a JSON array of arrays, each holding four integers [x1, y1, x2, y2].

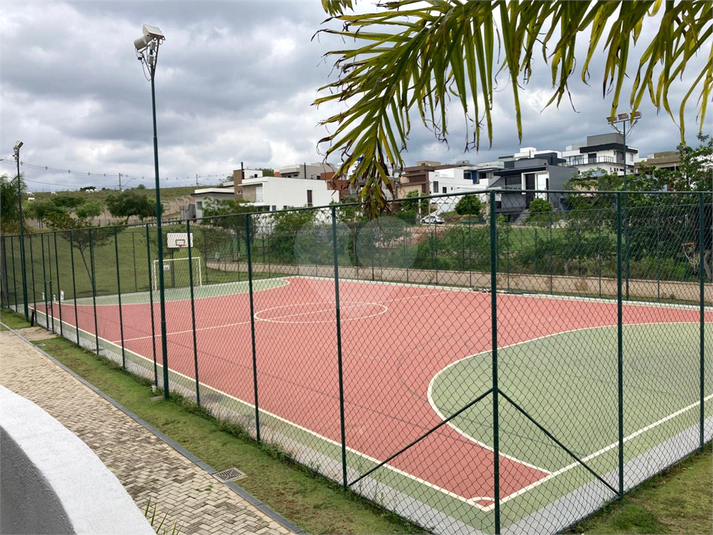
[[607, 111, 641, 300], [135, 24, 170, 399], [14, 141, 29, 319]]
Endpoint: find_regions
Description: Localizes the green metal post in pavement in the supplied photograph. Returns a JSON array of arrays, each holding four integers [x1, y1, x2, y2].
[[489, 191, 501, 534]]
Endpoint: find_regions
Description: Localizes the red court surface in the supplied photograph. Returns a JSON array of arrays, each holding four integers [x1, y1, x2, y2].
[[38, 277, 710, 507]]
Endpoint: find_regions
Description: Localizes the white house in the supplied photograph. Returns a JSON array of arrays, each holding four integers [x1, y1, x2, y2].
[[238, 176, 335, 211], [426, 160, 504, 214], [561, 133, 639, 176], [190, 187, 235, 219]]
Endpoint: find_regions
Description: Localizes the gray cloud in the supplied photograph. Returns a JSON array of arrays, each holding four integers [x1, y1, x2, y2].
[[1, 1, 709, 192]]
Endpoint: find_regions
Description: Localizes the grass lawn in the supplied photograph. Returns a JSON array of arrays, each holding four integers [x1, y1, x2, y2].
[[566, 444, 712, 535]]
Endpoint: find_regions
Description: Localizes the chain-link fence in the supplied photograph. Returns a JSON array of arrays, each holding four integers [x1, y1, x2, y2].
[[1, 190, 711, 535]]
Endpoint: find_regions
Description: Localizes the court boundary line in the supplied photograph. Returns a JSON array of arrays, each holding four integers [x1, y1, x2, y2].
[[72, 277, 291, 308], [31, 299, 710, 512], [426, 321, 710, 507], [29, 306, 489, 512], [293, 274, 713, 312]]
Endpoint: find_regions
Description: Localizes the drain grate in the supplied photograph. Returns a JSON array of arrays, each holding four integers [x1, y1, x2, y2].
[[213, 467, 246, 483]]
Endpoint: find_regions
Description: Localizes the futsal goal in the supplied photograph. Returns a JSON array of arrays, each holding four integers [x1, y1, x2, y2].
[[152, 257, 203, 291]]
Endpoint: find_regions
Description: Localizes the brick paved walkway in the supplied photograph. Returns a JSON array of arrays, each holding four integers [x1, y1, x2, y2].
[[0, 328, 294, 535]]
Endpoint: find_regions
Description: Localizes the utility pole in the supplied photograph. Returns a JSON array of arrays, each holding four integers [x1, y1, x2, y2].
[[119, 173, 122, 191]]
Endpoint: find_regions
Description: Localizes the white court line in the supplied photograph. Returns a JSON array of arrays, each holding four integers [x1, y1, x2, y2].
[[483, 391, 713, 511], [34, 308, 486, 510], [296, 274, 713, 313], [425, 322, 709, 508], [37, 298, 711, 510], [75, 277, 291, 308]]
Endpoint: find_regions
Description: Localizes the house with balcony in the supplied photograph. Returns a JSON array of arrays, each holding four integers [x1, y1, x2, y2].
[[490, 152, 578, 220], [562, 133, 639, 176]]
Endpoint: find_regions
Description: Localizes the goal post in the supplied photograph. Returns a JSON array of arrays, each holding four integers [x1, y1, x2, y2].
[[152, 257, 203, 291]]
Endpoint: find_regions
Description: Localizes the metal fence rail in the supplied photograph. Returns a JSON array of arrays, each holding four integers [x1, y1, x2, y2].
[[1, 189, 711, 535]]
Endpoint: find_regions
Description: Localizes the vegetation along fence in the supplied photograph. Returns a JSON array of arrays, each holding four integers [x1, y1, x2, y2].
[[2, 189, 711, 535]]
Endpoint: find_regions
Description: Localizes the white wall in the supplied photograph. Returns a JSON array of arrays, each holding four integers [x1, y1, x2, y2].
[[245, 176, 335, 211]]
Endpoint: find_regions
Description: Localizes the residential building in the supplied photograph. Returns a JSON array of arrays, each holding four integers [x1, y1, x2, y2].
[[490, 153, 578, 220], [426, 160, 505, 213], [639, 151, 681, 173], [398, 161, 448, 196], [190, 186, 235, 219], [562, 133, 639, 176], [275, 162, 336, 180], [235, 174, 335, 211]]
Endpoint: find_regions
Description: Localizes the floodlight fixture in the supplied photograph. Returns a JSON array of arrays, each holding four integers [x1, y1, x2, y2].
[[13, 140, 23, 155], [134, 24, 164, 52]]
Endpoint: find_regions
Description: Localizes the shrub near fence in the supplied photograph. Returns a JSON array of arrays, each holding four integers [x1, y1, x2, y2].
[[1, 190, 711, 535]]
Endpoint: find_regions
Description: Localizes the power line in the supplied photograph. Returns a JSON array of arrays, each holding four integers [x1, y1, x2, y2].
[[0, 158, 226, 185]]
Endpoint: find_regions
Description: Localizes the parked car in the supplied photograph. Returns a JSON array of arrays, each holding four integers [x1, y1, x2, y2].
[[420, 214, 445, 225]]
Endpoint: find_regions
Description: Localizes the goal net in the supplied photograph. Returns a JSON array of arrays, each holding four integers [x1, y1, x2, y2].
[[152, 257, 203, 291]]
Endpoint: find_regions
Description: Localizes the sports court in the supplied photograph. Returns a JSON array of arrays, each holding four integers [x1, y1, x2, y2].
[[33, 274, 713, 532]]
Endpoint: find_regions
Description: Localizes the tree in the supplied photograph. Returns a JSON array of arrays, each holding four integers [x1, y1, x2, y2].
[[525, 198, 553, 226], [316, 1, 713, 213], [25, 198, 64, 228], [45, 203, 113, 281], [52, 194, 85, 209], [455, 195, 483, 217], [106, 190, 156, 223], [1, 174, 28, 233], [400, 190, 428, 215]]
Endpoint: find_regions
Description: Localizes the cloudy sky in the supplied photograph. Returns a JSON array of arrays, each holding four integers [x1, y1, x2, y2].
[[1, 1, 709, 192]]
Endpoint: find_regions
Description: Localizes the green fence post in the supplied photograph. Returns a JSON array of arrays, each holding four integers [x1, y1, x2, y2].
[[330, 205, 348, 490], [616, 192, 624, 496], [371, 223, 376, 281], [53, 232, 63, 337], [468, 218, 473, 288], [1, 237, 9, 308], [549, 212, 554, 295], [47, 279, 55, 332], [28, 234, 37, 317], [534, 226, 539, 276], [624, 192, 630, 300], [40, 235, 48, 328], [10, 237, 18, 311], [132, 231, 138, 292], [245, 215, 259, 440], [114, 227, 126, 369], [598, 210, 603, 297], [404, 232, 409, 284], [699, 193, 706, 450], [69, 231, 80, 346], [489, 190, 501, 534], [505, 222, 510, 291], [204, 231, 210, 284], [186, 219, 201, 407], [656, 205, 661, 302], [89, 229, 99, 355], [145, 225, 158, 386]]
